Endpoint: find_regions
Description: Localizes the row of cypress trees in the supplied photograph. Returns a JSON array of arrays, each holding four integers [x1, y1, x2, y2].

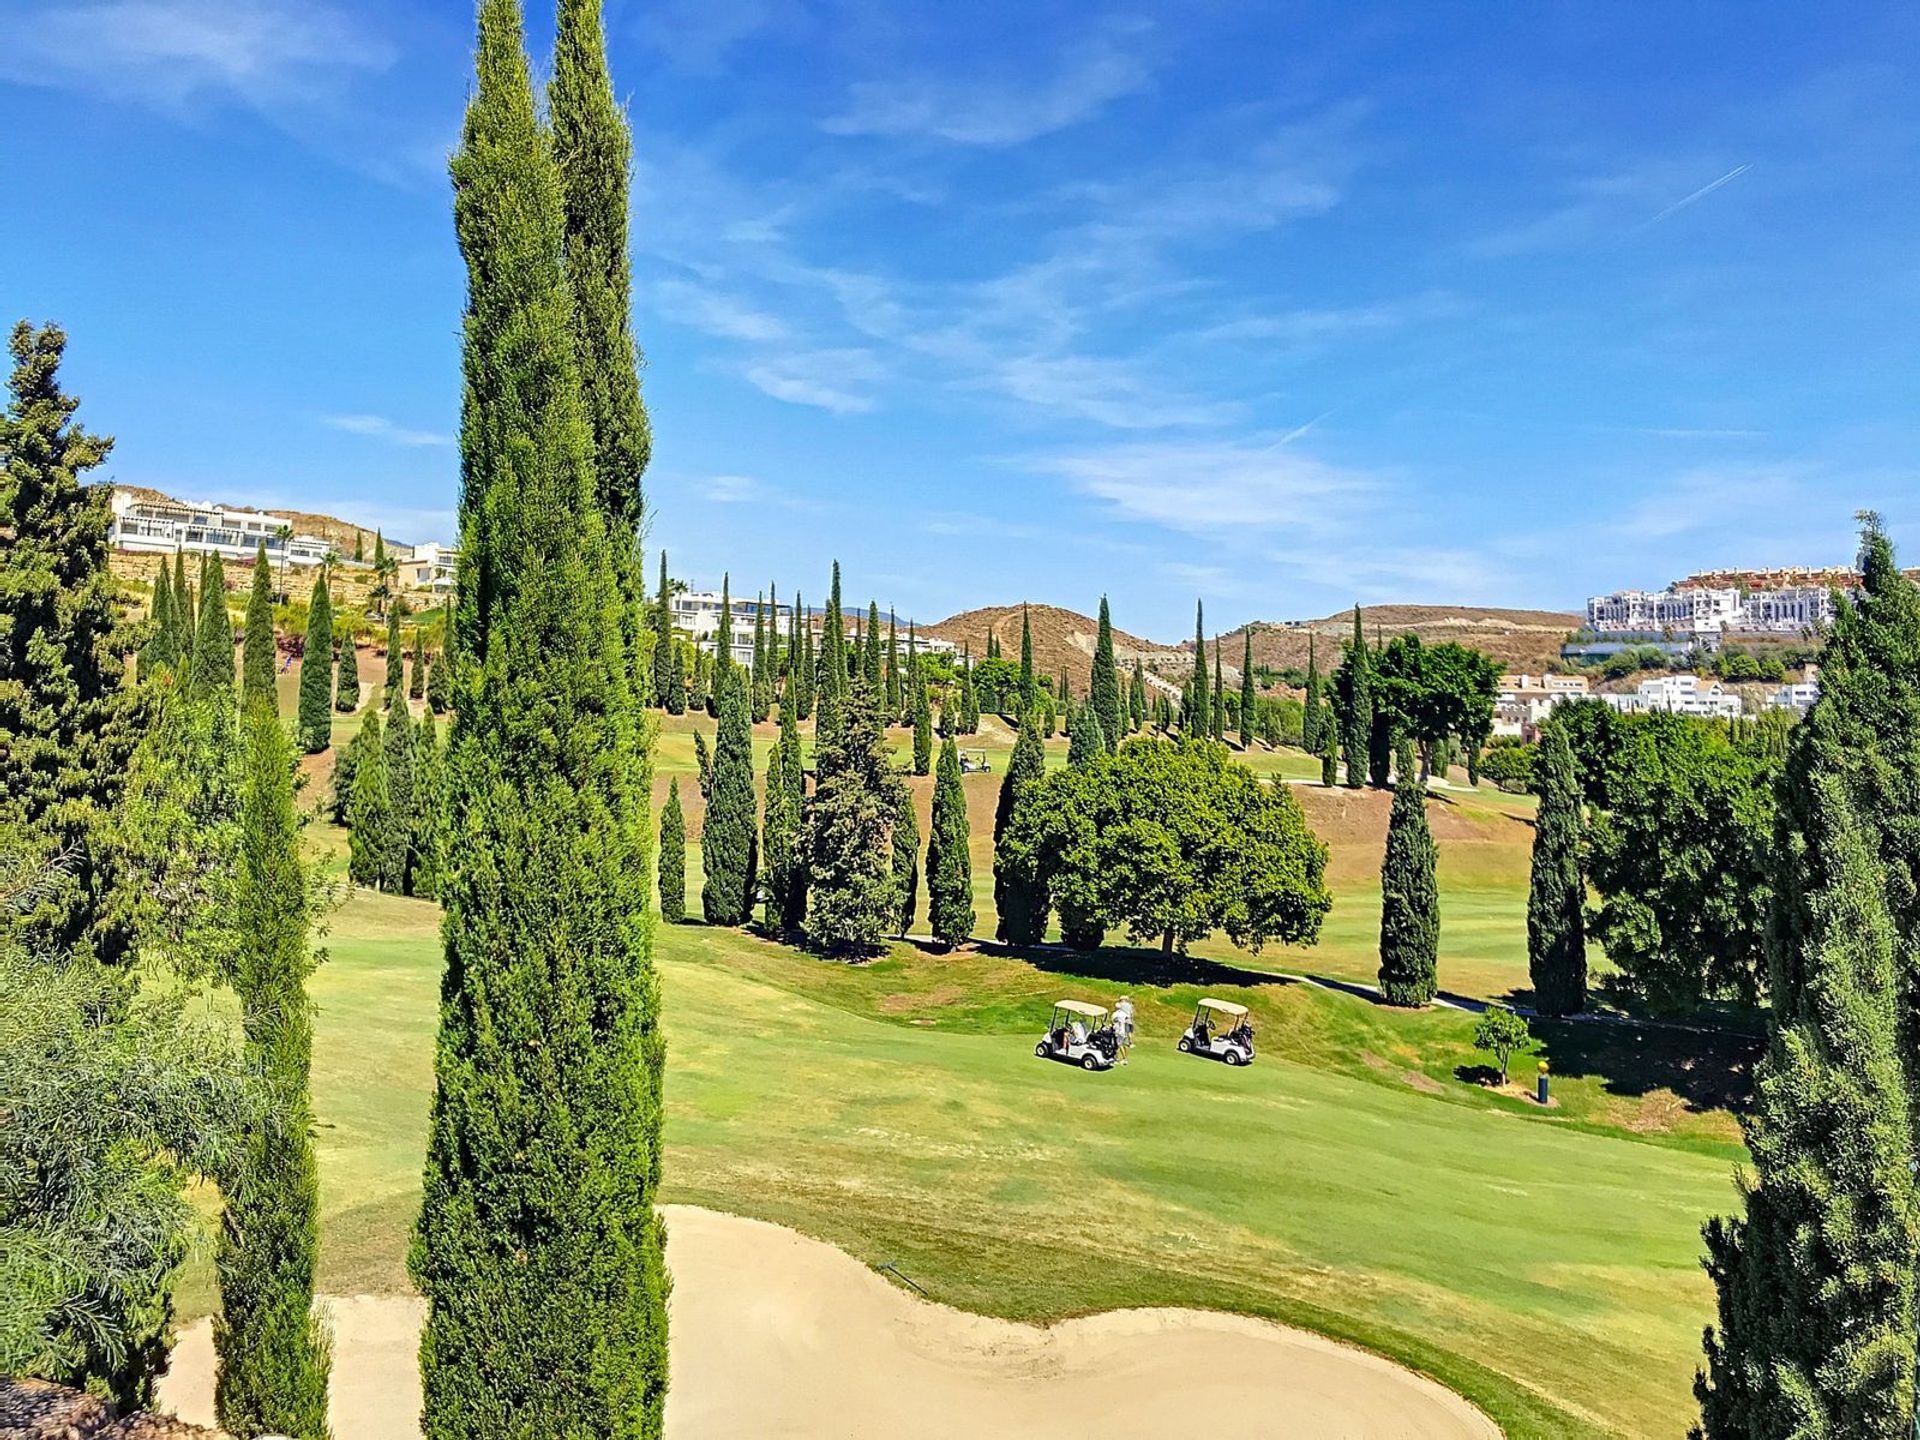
[[668, 561, 978, 953]]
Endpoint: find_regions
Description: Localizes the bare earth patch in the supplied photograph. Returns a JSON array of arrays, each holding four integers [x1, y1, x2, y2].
[[159, 1206, 1495, 1439]]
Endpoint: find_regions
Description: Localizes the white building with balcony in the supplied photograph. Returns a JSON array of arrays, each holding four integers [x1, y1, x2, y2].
[[1586, 581, 1842, 639], [108, 491, 330, 567], [1597, 674, 1744, 719], [399, 542, 458, 595]]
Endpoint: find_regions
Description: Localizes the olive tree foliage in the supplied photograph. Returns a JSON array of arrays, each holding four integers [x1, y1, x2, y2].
[[998, 738, 1331, 957], [1587, 711, 1778, 1011], [1472, 1007, 1532, 1084], [1370, 634, 1501, 780], [0, 833, 254, 1409]]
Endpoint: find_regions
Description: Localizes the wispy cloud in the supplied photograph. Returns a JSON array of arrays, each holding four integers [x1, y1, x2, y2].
[[698, 473, 761, 503], [1201, 292, 1464, 346], [1646, 164, 1752, 225], [741, 349, 884, 414], [650, 279, 789, 342], [0, 0, 394, 113], [822, 21, 1154, 146], [1029, 437, 1379, 536], [322, 414, 452, 448]]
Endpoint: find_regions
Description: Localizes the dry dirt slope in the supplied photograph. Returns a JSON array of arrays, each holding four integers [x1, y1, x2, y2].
[[928, 602, 1580, 693], [923, 603, 1185, 694], [1215, 604, 1580, 678]]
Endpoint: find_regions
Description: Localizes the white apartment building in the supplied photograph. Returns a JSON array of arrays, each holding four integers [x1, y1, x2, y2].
[[1597, 674, 1744, 719], [1586, 582, 1842, 638], [399, 542, 458, 595], [1768, 668, 1821, 713], [109, 492, 330, 567], [673, 590, 790, 667]]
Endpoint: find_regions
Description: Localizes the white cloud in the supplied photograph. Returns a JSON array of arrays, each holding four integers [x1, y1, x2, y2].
[[651, 279, 789, 342], [741, 349, 883, 414], [699, 474, 761, 504], [822, 21, 1153, 146], [1030, 438, 1379, 536], [322, 414, 452, 448], [1, 0, 394, 112], [984, 355, 1242, 430]]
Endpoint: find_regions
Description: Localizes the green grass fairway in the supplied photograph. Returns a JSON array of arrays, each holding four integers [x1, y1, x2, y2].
[[301, 882, 1739, 1438]]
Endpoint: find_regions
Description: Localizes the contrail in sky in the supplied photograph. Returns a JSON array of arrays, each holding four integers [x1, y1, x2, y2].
[[1648, 164, 1752, 224]]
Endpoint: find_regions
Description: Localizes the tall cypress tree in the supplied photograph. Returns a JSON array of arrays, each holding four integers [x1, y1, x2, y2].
[[1186, 601, 1209, 734], [763, 698, 805, 933], [1211, 641, 1226, 741], [1068, 703, 1104, 767], [1303, 635, 1322, 755], [1129, 658, 1145, 733], [145, 556, 177, 675], [411, 707, 447, 901], [334, 628, 360, 713], [1378, 736, 1438, 1005], [1018, 604, 1036, 714], [415, 2, 666, 1433], [0, 321, 140, 963], [702, 661, 756, 925], [884, 610, 901, 718], [927, 737, 973, 947], [1695, 517, 1920, 1437], [347, 709, 390, 889], [384, 605, 405, 704], [173, 546, 194, 661], [1090, 595, 1121, 753], [242, 540, 277, 710], [552, 0, 650, 670], [911, 658, 933, 776], [793, 590, 813, 721], [426, 642, 452, 716], [214, 702, 330, 1439], [652, 550, 674, 708], [863, 600, 883, 693], [749, 592, 769, 722], [801, 678, 899, 955], [993, 706, 1048, 945], [1527, 722, 1586, 1016], [383, 693, 417, 893], [1320, 727, 1339, 786], [816, 562, 847, 733], [1238, 629, 1256, 748], [890, 780, 919, 935], [657, 779, 686, 924], [1342, 607, 1369, 789], [411, 625, 428, 700], [711, 573, 732, 702], [192, 554, 235, 701]]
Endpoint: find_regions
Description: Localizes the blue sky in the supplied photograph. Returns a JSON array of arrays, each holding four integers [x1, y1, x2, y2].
[[3, 1, 1917, 639]]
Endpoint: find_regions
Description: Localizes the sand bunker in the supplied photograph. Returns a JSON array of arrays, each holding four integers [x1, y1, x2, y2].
[[159, 1206, 1495, 1439]]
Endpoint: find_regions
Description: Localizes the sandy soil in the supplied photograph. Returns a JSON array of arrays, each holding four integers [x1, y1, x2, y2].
[[159, 1206, 1496, 1439]]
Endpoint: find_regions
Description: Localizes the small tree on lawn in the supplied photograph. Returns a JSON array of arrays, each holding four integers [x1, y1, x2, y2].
[[1378, 737, 1438, 1005], [926, 737, 974, 947], [333, 628, 360, 713], [1473, 1007, 1532, 1084], [657, 779, 686, 924]]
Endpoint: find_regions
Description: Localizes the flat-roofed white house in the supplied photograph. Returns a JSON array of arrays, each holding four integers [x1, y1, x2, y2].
[[108, 491, 330, 567], [399, 542, 458, 596], [1596, 674, 1744, 719]]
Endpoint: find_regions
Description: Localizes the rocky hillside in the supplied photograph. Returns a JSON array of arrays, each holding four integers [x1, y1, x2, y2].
[[1209, 605, 1580, 679], [923, 603, 1184, 694]]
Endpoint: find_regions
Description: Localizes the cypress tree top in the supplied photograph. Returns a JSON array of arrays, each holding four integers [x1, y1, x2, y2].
[[1090, 594, 1121, 755], [1188, 599, 1209, 733]]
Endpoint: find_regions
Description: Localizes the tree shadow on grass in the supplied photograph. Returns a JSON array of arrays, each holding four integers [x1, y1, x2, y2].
[[1529, 1016, 1760, 1116], [981, 940, 1297, 992]]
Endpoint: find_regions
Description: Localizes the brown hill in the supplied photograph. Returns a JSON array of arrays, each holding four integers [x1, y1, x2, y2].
[[1212, 605, 1580, 680], [922, 604, 1185, 696]]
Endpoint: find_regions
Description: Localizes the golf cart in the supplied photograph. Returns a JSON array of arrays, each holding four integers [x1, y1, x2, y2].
[[958, 748, 991, 775], [1036, 1000, 1119, 1071], [1178, 998, 1255, 1066]]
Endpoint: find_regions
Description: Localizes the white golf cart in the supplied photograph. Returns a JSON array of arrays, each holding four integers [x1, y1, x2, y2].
[[1035, 999, 1119, 1071], [959, 747, 991, 775], [1177, 997, 1255, 1066]]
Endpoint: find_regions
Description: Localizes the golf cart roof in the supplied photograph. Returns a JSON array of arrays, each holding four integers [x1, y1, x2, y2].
[[1196, 997, 1249, 1017], [1052, 999, 1109, 1017]]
